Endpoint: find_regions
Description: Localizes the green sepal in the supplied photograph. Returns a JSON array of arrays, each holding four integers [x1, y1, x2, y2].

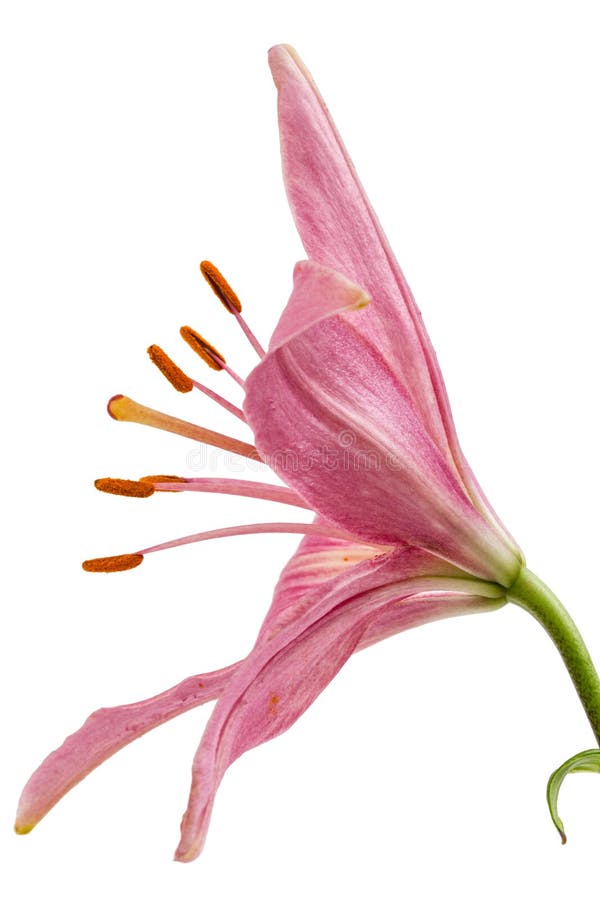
[[547, 749, 600, 843]]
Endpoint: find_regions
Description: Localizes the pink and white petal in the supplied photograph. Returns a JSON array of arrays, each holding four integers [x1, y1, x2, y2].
[[245, 310, 520, 586], [175, 549, 503, 861], [14, 663, 239, 835], [268, 45, 522, 556]]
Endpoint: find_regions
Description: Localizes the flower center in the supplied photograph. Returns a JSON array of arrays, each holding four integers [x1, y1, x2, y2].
[[84, 259, 390, 575]]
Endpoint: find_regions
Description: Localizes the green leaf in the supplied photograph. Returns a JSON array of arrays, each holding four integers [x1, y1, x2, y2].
[[546, 749, 600, 843]]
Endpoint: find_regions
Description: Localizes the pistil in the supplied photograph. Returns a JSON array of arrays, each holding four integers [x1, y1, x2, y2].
[[107, 395, 261, 461]]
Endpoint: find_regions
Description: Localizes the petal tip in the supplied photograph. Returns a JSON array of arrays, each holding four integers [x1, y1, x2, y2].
[[268, 44, 305, 87], [173, 842, 200, 864], [354, 290, 371, 310], [267, 43, 296, 65]]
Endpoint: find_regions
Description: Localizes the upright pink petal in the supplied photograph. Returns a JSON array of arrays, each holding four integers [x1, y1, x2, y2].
[[268, 44, 520, 554], [268, 45, 450, 450]]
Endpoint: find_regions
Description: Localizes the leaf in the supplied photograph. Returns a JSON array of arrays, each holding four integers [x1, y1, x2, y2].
[[546, 749, 600, 842]]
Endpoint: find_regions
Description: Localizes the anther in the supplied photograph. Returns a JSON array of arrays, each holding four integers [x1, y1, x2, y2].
[[180, 326, 225, 371], [94, 478, 155, 498], [200, 259, 266, 359], [82, 554, 144, 573], [147, 345, 193, 393], [200, 260, 242, 314]]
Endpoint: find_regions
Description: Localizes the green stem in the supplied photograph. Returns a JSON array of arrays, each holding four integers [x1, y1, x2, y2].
[[507, 567, 600, 746]]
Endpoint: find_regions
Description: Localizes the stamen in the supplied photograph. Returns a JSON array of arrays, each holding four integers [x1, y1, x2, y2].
[[180, 326, 246, 389], [82, 554, 143, 573], [83, 522, 386, 573], [199, 260, 242, 314], [146, 477, 311, 508], [200, 260, 266, 359], [138, 521, 359, 557], [95, 478, 155, 498], [107, 395, 262, 462], [146, 342, 245, 420]]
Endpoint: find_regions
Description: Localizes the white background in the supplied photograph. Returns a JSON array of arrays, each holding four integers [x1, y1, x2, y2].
[[2, 1, 599, 897]]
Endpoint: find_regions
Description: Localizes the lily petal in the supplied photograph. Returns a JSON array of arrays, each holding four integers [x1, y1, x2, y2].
[[269, 259, 370, 351], [257, 530, 382, 640], [268, 45, 451, 453], [268, 44, 521, 554], [14, 664, 238, 835], [245, 266, 520, 585], [175, 546, 503, 860], [15, 531, 502, 840]]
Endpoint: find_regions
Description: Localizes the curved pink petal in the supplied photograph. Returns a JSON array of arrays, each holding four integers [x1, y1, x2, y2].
[[257, 530, 382, 639], [15, 543, 501, 839], [245, 271, 520, 585], [359, 590, 500, 650], [175, 546, 503, 860], [12, 533, 376, 836], [268, 45, 521, 555], [269, 259, 369, 351], [15, 664, 238, 835]]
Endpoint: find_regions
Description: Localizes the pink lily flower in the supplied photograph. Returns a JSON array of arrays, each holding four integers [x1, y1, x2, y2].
[[15, 45, 600, 860]]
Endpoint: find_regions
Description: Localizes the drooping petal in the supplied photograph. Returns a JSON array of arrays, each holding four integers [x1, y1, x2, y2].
[[268, 44, 521, 555], [175, 546, 504, 860], [14, 664, 238, 835], [245, 269, 520, 585], [15, 540, 502, 837]]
